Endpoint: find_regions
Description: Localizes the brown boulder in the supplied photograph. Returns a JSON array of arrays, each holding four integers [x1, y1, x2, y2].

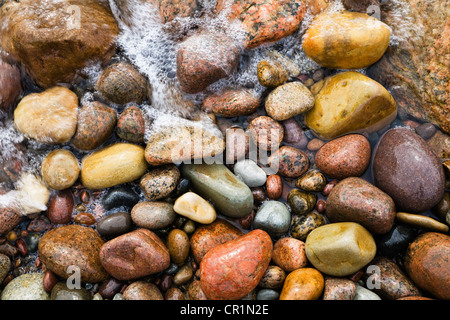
[[0, 0, 118, 88]]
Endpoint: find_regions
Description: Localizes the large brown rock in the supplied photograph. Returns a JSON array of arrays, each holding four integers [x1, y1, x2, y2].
[[0, 0, 118, 88], [368, 0, 450, 134]]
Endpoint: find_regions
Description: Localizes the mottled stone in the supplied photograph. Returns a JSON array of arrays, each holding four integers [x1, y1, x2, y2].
[[315, 134, 371, 180], [96, 61, 149, 105], [47, 189, 74, 225], [99, 228, 170, 281], [0, 206, 22, 235], [0, 253, 10, 284], [38, 225, 109, 283], [266, 174, 283, 200], [253, 201, 291, 236], [199, 229, 273, 300], [181, 163, 253, 218], [272, 237, 307, 272], [216, 0, 307, 49], [287, 189, 317, 215], [117, 106, 146, 143], [131, 201, 176, 230], [279, 268, 324, 300], [140, 164, 180, 201], [290, 211, 326, 241], [14, 87, 78, 144], [72, 102, 117, 151], [81, 143, 148, 190], [202, 88, 260, 117], [372, 128, 445, 213], [281, 118, 309, 149], [177, 30, 239, 94], [0, 0, 118, 88], [145, 125, 225, 166], [265, 82, 314, 121], [323, 277, 356, 300], [364, 256, 420, 300], [303, 10, 390, 69], [404, 232, 450, 300], [268, 146, 309, 178], [295, 169, 327, 192], [248, 116, 284, 151], [304, 71, 397, 140], [427, 130, 450, 159], [190, 219, 244, 264], [1, 273, 49, 300], [122, 281, 163, 300], [259, 265, 286, 289], [305, 222, 377, 277], [326, 177, 396, 234], [257, 60, 289, 88]]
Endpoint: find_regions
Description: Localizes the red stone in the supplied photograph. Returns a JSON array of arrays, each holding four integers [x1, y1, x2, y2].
[[199, 229, 273, 300], [47, 189, 74, 225]]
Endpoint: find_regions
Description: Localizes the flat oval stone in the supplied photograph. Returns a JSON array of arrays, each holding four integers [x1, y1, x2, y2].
[[99, 228, 170, 281], [279, 268, 324, 300], [102, 185, 140, 211], [253, 201, 291, 236], [131, 201, 176, 230], [181, 163, 253, 218], [199, 229, 273, 300], [305, 222, 377, 277], [265, 81, 315, 121], [364, 256, 420, 300], [1, 273, 50, 300], [372, 127, 445, 213], [315, 134, 371, 180], [272, 237, 307, 272], [38, 225, 109, 283], [81, 143, 148, 190], [140, 164, 180, 201], [72, 101, 117, 151], [190, 219, 244, 264], [396, 212, 449, 233], [233, 159, 267, 188], [304, 71, 397, 140], [166, 228, 190, 265], [96, 212, 132, 238], [46, 189, 74, 225], [303, 10, 391, 69], [173, 192, 216, 224], [326, 177, 396, 234], [202, 88, 260, 117], [404, 232, 450, 300]]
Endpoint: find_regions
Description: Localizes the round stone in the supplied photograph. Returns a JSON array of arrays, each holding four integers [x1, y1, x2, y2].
[[233, 159, 267, 188], [131, 201, 176, 230], [279, 268, 324, 300], [41, 149, 80, 190], [253, 201, 291, 236], [96, 212, 132, 239], [271, 237, 307, 272]]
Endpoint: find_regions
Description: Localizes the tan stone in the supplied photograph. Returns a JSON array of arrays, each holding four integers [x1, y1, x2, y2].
[[41, 149, 80, 190]]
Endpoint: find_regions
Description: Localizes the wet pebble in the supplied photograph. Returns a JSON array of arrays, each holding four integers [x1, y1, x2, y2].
[[233, 159, 267, 187], [99, 228, 170, 281], [173, 264, 194, 286], [257, 60, 289, 88], [287, 189, 317, 215], [102, 185, 140, 211], [41, 149, 80, 190], [74, 212, 96, 226], [315, 134, 371, 180], [122, 281, 163, 300], [281, 118, 308, 149], [295, 169, 327, 192], [0, 253, 11, 284], [279, 268, 324, 300], [415, 123, 437, 140], [395, 212, 449, 233], [257, 289, 279, 300], [259, 265, 286, 289], [165, 287, 186, 300], [266, 174, 283, 200], [202, 88, 260, 117], [96, 212, 132, 238], [51, 282, 91, 300], [353, 283, 382, 300], [117, 106, 146, 143], [272, 237, 307, 272], [290, 211, 326, 241], [167, 229, 190, 265], [305, 222, 377, 277], [173, 192, 216, 224], [131, 201, 176, 230], [268, 146, 310, 178], [140, 164, 180, 201], [99, 278, 124, 299], [253, 201, 291, 236], [248, 116, 284, 151], [323, 277, 356, 300], [1, 273, 50, 300], [199, 229, 273, 300], [375, 224, 418, 258]]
